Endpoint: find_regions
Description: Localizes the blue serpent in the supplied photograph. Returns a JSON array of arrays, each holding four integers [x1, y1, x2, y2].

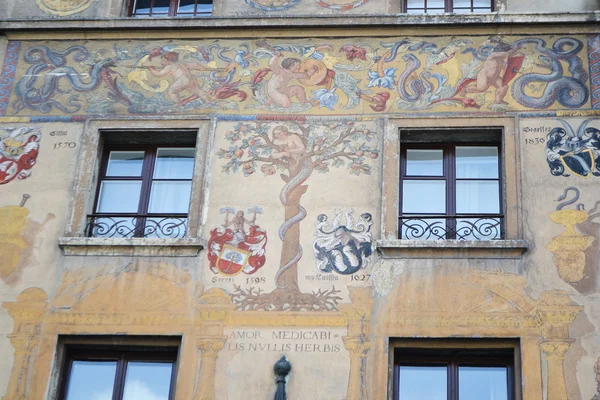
[[274, 158, 313, 289], [511, 37, 588, 109]]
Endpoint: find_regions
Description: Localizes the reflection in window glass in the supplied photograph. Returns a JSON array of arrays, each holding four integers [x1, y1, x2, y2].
[[406, 0, 424, 7], [402, 180, 446, 214], [107, 151, 145, 177], [97, 181, 142, 213], [456, 146, 498, 178], [456, 181, 499, 214], [65, 361, 117, 400], [459, 366, 508, 400], [148, 181, 192, 214], [123, 362, 173, 400], [133, 0, 170, 14], [398, 366, 447, 400], [427, 0, 444, 7], [153, 148, 195, 179], [406, 149, 443, 176]]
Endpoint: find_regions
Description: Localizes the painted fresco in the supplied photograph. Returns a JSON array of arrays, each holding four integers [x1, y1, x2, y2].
[[0, 126, 41, 185], [0, 35, 594, 117], [205, 118, 380, 309], [546, 119, 600, 178], [0, 33, 600, 400]]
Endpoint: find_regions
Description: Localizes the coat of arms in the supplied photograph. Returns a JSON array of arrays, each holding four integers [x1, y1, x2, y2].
[[312, 209, 373, 275], [207, 207, 267, 275], [546, 119, 600, 178], [0, 127, 41, 185]]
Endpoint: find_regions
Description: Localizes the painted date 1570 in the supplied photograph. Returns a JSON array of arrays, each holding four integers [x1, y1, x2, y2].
[[53, 142, 77, 149]]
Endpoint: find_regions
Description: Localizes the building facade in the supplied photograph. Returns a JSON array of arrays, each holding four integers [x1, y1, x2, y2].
[[1, 0, 600, 399]]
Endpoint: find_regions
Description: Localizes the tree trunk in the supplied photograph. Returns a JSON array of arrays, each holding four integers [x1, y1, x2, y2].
[[276, 161, 312, 291], [276, 183, 307, 291]]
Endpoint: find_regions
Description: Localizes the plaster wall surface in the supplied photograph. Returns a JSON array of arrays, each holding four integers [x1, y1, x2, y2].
[[0, 23, 599, 400]]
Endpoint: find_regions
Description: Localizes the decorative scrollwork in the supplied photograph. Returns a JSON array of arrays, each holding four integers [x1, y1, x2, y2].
[[86, 214, 188, 239], [399, 215, 503, 240]]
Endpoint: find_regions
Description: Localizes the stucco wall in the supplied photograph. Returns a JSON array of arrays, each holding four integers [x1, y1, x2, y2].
[[0, 27, 599, 400]]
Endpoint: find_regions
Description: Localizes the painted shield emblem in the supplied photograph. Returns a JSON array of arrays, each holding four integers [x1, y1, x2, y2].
[[217, 245, 251, 275], [560, 149, 595, 178], [502, 55, 525, 87]]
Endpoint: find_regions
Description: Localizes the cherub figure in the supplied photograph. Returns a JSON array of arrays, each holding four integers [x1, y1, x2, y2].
[[266, 52, 318, 108], [148, 51, 212, 105], [270, 126, 307, 163], [226, 210, 256, 246], [462, 36, 523, 105]]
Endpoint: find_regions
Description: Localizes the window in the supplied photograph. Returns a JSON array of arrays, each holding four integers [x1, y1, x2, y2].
[[399, 130, 503, 240], [404, 0, 493, 13], [393, 343, 517, 400], [129, 0, 213, 17], [87, 132, 196, 239], [57, 341, 179, 400]]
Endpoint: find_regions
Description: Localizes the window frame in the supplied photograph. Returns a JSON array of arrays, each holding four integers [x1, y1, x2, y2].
[[90, 143, 195, 239], [60, 119, 210, 257], [399, 141, 504, 240], [390, 339, 520, 400], [57, 342, 179, 400], [404, 0, 495, 13], [128, 0, 213, 17]]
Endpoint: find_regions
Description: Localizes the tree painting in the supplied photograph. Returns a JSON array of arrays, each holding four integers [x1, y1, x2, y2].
[[217, 119, 379, 310]]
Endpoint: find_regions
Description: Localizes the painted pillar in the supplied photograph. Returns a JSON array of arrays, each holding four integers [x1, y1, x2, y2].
[[2, 288, 48, 400], [535, 290, 582, 400], [195, 336, 227, 400], [194, 288, 235, 400], [343, 337, 370, 400], [340, 287, 374, 400], [539, 341, 571, 400]]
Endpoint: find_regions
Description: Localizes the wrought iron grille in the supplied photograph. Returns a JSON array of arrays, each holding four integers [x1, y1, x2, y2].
[[399, 215, 504, 240], [86, 214, 188, 239]]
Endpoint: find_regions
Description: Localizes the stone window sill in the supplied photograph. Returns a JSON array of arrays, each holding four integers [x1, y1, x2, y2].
[[58, 237, 205, 257], [376, 239, 529, 259]]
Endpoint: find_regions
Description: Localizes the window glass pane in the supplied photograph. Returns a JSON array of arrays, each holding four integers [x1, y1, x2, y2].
[[454, 0, 471, 6], [148, 181, 192, 213], [427, 0, 444, 8], [133, 0, 151, 14], [426, 8, 444, 13], [399, 366, 447, 400], [178, 0, 196, 12], [403, 180, 446, 213], [153, 148, 195, 179], [97, 181, 142, 213], [106, 151, 145, 177], [406, 149, 443, 176], [456, 181, 500, 214], [401, 217, 446, 240], [134, 0, 170, 14], [65, 361, 117, 400], [194, 0, 212, 14], [456, 217, 502, 240], [406, 0, 424, 7], [473, 0, 491, 7], [456, 146, 498, 178], [123, 362, 173, 400], [459, 366, 508, 400]]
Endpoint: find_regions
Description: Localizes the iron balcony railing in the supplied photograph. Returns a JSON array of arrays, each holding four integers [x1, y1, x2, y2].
[[398, 214, 504, 240], [86, 214, 188, 239]]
